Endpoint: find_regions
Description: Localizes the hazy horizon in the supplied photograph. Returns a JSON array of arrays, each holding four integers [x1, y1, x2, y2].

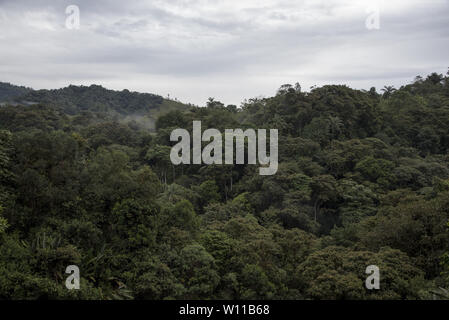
[[3, 67, 447, 108]]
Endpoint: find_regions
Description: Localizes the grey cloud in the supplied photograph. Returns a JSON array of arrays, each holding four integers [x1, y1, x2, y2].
[[0, 0, 448, 106]]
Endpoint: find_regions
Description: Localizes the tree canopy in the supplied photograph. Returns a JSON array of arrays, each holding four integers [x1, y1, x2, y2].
[[1, 71, 449, 299]]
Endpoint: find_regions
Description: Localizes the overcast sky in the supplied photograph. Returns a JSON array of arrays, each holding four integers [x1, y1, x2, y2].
[[0, 0, 448, 106]]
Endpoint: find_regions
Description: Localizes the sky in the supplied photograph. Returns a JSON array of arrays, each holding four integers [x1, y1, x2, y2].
[[0, 0, 448, 106]]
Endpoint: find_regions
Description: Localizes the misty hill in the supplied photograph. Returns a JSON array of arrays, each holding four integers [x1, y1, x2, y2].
[[0, 82, 32, 103], [0, 82, 190, 131], [19, 84, 189, 116]]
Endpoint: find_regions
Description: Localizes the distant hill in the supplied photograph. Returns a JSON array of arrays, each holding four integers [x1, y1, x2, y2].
[[0, 82, 32, 102], [19, 84, 187, 116], [0, 82, 191, 131]]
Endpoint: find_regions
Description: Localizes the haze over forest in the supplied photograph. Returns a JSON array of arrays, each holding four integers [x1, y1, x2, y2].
[[1, 71, 449, 299]]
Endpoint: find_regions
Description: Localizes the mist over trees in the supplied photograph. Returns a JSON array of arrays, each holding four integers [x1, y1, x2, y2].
[[1, 71, 449, 299]]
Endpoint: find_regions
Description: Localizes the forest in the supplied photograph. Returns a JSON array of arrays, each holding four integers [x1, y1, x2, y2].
[[1, 70, 449, 300]]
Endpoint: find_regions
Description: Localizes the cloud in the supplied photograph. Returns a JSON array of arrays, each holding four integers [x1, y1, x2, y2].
[[0, 0, 448, 106]]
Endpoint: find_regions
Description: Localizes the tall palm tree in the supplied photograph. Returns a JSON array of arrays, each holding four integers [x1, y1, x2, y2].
[[381, 86, 396, 98]]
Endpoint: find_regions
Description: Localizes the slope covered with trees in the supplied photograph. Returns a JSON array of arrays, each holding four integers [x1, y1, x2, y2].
[[0, 83, 190, 132], [0, 82, 32, 103], [1, 71, 449, 299], [20, 85, 164, 115]]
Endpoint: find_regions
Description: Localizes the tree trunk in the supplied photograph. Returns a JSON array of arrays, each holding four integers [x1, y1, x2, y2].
[[314, 198, 320, 222]]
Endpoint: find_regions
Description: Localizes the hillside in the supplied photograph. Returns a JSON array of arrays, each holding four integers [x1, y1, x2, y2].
[[0, 82, 190, 131], [20, 85, 165, 115], [1, 71, 449, 300], [0, 82, 32, 103]]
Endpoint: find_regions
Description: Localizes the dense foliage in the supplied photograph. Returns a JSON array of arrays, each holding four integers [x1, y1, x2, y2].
[[1, 71, 449, 299], [0, 82, 32, 103]]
